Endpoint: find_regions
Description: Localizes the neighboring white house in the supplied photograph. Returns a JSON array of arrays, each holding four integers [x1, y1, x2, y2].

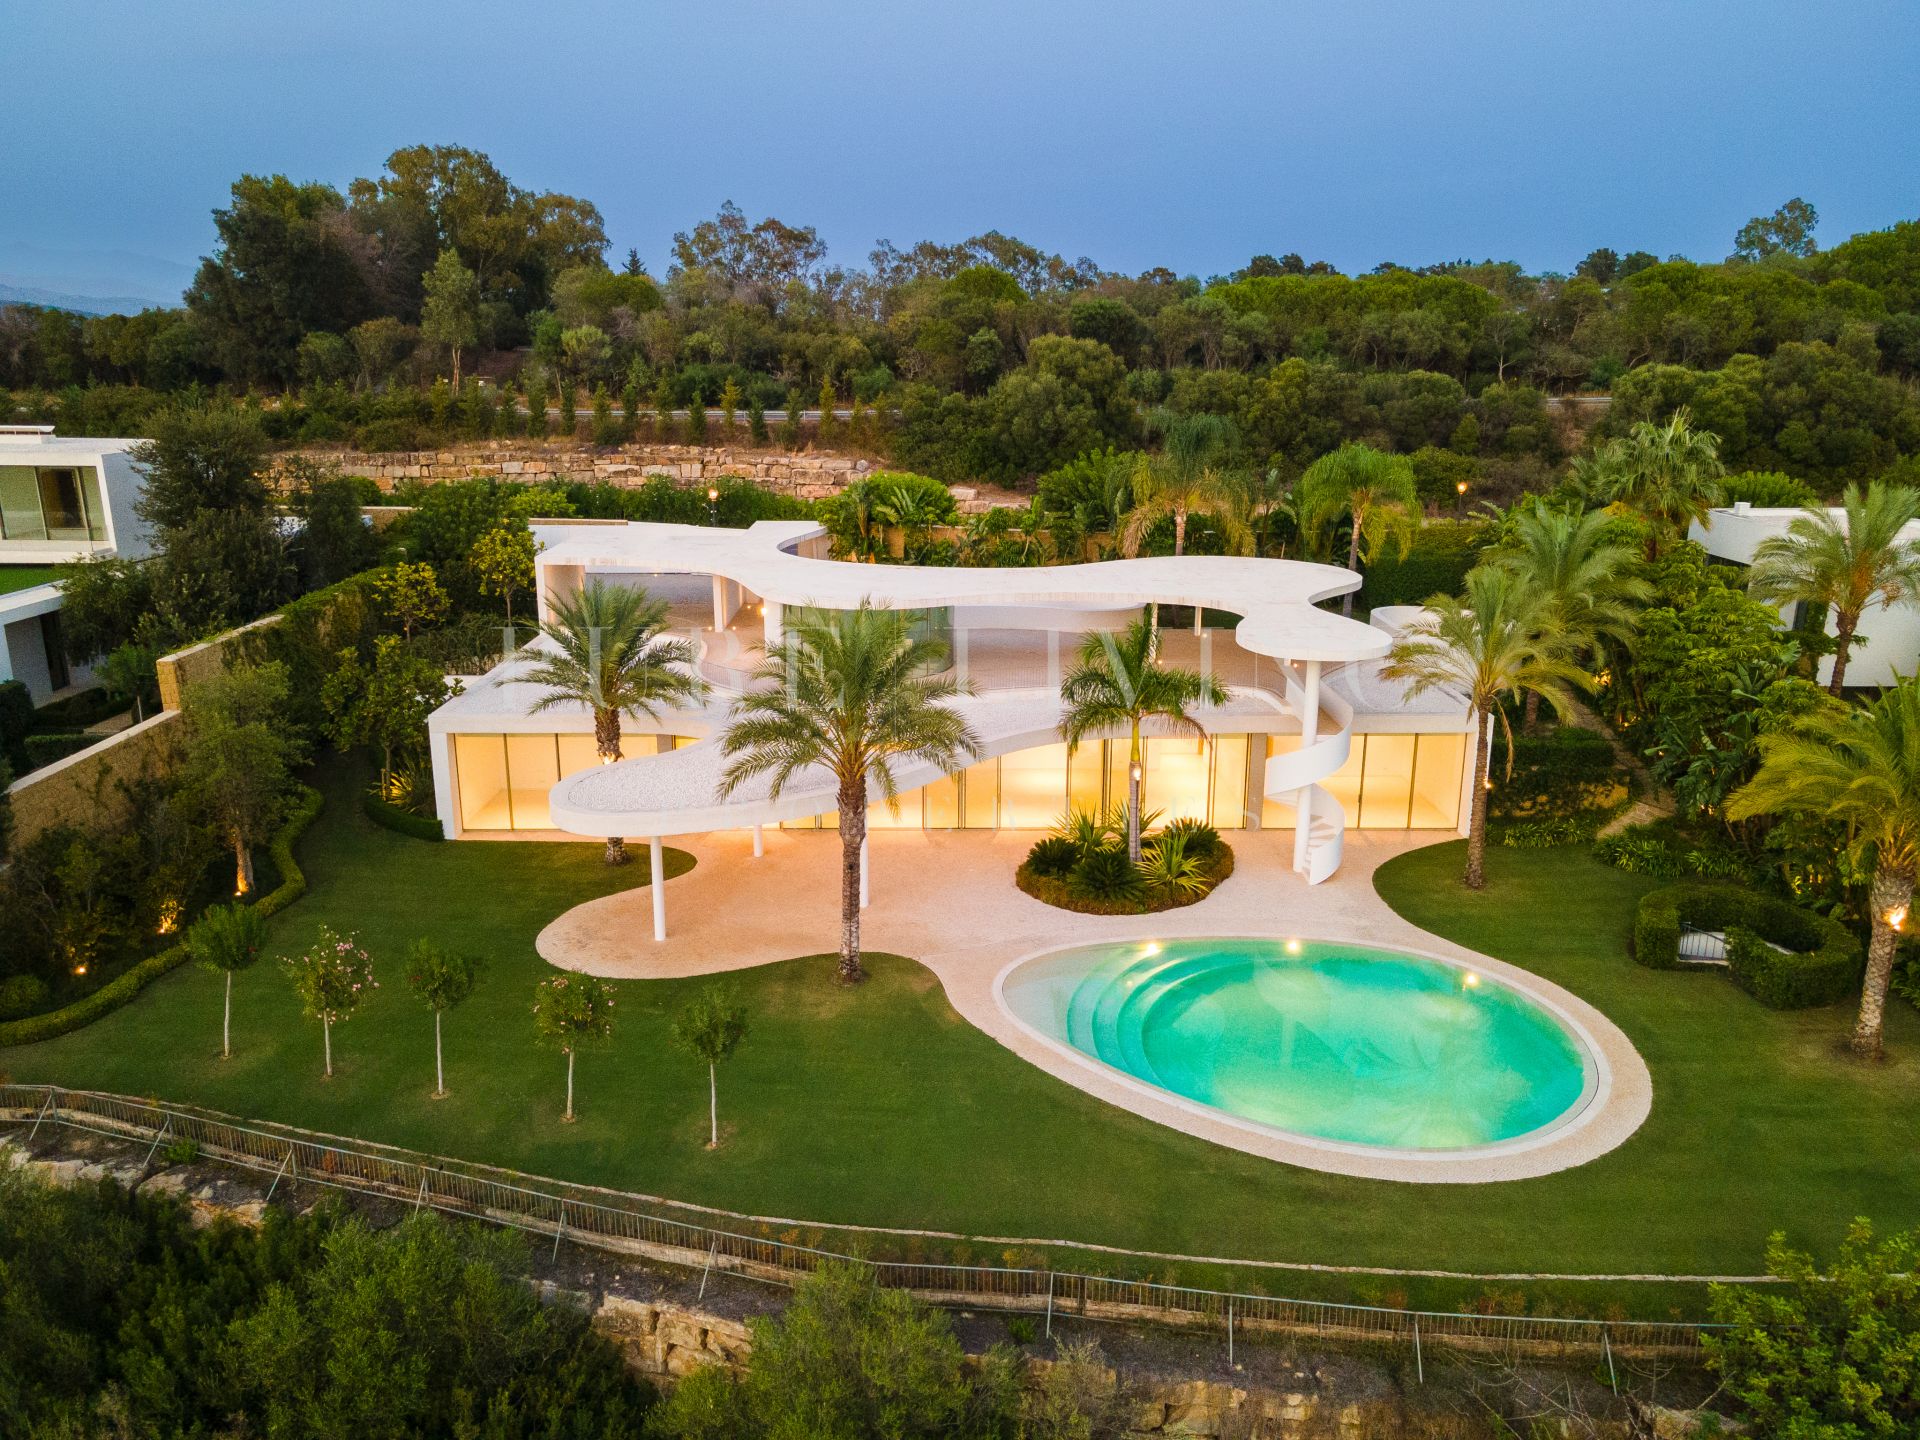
[[0, 426, 154, 702], [1690, 502, 1920, 690], [426, 519, 1476, 935]]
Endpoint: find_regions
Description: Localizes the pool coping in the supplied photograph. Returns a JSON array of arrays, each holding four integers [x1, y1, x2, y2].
[[992, 933, 1634, 1182]]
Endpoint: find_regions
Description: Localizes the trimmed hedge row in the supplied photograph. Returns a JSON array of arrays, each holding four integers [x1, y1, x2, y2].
[[0, 785, 323, 1048], [1632, 881, 1861, 1009], [1356, 521, 1486, 609], [363, 793, 444, 841]]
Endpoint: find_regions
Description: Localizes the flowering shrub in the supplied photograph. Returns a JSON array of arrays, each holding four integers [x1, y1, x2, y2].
[[532, 974, 616, 1053], [284, 926, 377, 1026]]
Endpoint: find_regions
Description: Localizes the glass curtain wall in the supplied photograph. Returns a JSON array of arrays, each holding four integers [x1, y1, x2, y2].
[[1260, 733, 1467, 831], [454, 733, 687, 831], [0, 466, 107, 542]]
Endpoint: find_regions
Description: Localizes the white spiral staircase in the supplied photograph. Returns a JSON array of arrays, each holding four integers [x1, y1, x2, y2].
[[1262, 659, 1357, 885]]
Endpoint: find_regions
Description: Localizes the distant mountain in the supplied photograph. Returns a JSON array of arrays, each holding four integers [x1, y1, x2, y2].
[[0, 282, 176, 316]]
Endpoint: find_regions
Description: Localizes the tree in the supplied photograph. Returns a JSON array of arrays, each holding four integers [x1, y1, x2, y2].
[[1119, 412, 1252, 565], [1729, 681, 1920, 1058], [1706, 1220, 1919, 1437], [184, 901, 267, 1060], [721, 602, 980, 984], [1383, 567, 1586, 889], [672, 986, 748, 1148], [1491, 504, 1651, 725], [471, 518, 538, 625], [419, 247, 480, 388], [130, 405, 270, 533], [1058, 617, 1227, 862], [371, 561, 450, 639], [1746, 480, 1920, 694], [320, 635, 456, 792], [1735, 197, 1820, 262], [284, 926, 376, 1078], [1294, 442, 1420, 615], [522, 582, 707, 865], [286, 459, 378, 587], [406, 939, 481, 1098], [1587, 409, 1726, 557], [532, 973, 615, 1122], [176, 662, 308, 894]]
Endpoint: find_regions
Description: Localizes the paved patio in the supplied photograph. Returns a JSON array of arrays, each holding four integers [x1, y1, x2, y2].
[[535, 826, 1652, 1183]]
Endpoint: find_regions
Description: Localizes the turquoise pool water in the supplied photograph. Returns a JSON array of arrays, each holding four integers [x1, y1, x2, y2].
[[999, 938, 1593, 1150]]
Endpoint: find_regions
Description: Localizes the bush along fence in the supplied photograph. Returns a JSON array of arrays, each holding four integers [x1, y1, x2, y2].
[[1632, 881, 1863, 1007], [0, 1084, 1726, 1377], [0, 787, 322, 1047]]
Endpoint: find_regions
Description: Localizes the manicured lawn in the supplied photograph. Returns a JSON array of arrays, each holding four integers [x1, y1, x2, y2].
[[7, 768, 1918, 1313], [0, 565, 63, 596]]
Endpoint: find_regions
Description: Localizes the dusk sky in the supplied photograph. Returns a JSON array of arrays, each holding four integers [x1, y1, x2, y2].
[[6, 0, 1916, 305]]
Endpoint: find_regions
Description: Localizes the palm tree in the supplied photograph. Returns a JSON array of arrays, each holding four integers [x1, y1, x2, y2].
[[1745, 480, 1920, 695], [1295, 443, 1419, 615], [1120, 412, 1253, 562], [1589, 409, 1725, 558], [1382, 567, 1587, 889], [1728, 682, 1920, 1059], [719, 602, 980, 984], [1059, 617, 1228, 862], [522, 581, 707, 865], [1493, 504, 1651, 726]]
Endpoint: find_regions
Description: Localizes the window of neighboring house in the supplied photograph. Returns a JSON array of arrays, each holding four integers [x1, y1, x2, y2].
[[0, 465, 107, 543]]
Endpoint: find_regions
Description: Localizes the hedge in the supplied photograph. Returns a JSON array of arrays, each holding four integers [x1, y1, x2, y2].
[[0, 785, 323, 1048], [363, 792, 443, 841], [1356, 521, 1486, 609], [1632, 881, 1861, 1008], [1489, 725, 1621, 821], [22, 732, 97, 770]]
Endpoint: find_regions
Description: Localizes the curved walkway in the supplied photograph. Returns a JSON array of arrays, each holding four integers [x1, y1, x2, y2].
[[535, 828, 1651, 1184]]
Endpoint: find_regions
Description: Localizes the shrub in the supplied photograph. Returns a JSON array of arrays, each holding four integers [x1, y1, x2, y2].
[[364, 793, 444, 841], [1595, 832, 1686, 880], [22, 732, 95, 770], [1356, 520, 1485, 608], [1632, 881, 1861, 1007], [0, 974, 50, 1020], [1498, 815, 1594, 848], [1720, 470, 1820, 508], [1023, 834, 1080, 879], [1488, 725, 1622, 821], [0, 678, 33, 768], [1067, 846, 1143, 904], [1137, 832, 1210, 899], [1159, 816, 1223, 860]]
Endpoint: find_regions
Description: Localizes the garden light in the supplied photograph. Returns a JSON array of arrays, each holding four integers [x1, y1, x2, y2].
[[1886, 905, 1907, 933]]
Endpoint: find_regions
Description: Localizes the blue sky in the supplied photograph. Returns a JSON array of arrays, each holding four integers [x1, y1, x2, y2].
[[5, 0, 1916, 305]]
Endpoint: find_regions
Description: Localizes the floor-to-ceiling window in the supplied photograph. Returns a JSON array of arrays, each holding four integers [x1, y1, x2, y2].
[[453, 733, 689, 831], [0, 465, 107, 544], [1261, 732, 1467, 830]]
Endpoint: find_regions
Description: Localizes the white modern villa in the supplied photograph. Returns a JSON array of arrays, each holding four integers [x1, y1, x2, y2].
[[0, 426, 153, 701], [427, 519, 1478, 936], [1691, 501, 1920, 689]]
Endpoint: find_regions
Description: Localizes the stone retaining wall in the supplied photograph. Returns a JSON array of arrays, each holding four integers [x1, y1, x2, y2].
[[278, 442, 879, 500]]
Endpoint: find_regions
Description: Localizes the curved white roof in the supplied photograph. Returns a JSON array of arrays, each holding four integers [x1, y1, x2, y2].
[[538, 520, 1390, 666]]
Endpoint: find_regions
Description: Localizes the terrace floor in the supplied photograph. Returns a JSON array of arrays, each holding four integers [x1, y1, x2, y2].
[[535, 825, 1651, 1183]]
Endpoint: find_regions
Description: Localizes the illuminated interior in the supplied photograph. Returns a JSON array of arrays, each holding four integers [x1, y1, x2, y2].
[[454, 733, 687, 831], [1261, 733, 1466, 831]]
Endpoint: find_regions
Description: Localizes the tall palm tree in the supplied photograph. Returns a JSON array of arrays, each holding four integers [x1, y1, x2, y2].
[[1493, 504, 1651, 725], [522, 581, 707, 865], [1745, 480, 1920, 694], [1120, 412, 1254, 561], [1059, 617, 1228, 862], [719, 602, 980, 984], [1590, 408, 1726, 558], [1382, 567, 1587, 889], [1295, 443, 1419, 615], [1728, 682, 1920, 1058]]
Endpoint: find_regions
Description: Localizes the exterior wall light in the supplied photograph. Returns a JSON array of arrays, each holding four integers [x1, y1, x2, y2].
[[1886, 905, 1908, 933]]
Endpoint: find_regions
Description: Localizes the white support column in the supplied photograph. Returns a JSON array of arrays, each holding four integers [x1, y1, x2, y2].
[[649, 837, 666, 942], [711, 575, 729, 632], [763, 599, 783, 649], [1292, 659, 1322, 875], [1193, 604, 1204, 635], [752, 824, 764, 857], [859, 835, 870, 910]]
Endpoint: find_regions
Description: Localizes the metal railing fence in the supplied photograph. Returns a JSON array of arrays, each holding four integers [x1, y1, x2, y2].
[[1, 1084, 1722, 1367]]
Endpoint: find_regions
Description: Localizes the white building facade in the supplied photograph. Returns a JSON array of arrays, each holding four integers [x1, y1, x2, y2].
[[426, 520, 1476, 932], [0, 427, 153, 702], [1690, 502, 1920, 689]]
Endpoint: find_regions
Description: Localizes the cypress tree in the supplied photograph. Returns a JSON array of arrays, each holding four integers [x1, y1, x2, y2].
[[685, 391, 708, 443], [653, 379, 677, 444], [748, 396, 769, 446]]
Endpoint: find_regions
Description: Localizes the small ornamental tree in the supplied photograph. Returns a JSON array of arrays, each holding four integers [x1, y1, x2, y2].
[[406, 940, 482, 1098], [186, 902, 268, 1060], [373, 561, 451, 639], [284, 927, 376, 1078], [533, 974, 616, 1122], [470, 520, 538, 626], [671, 987, 748, 1148]]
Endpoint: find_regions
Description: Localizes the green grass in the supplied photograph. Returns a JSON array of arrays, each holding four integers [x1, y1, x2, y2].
[[0, 565, 64, 596], [7, 768, 1918, 1315]]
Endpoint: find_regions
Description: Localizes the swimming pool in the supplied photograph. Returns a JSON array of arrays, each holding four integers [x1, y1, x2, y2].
[[997, 937, 1596, 1152]]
